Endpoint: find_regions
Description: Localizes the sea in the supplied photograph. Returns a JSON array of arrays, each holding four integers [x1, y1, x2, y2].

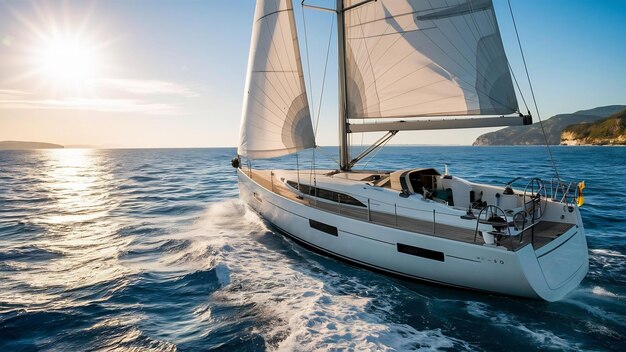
[[0, 146, 624, 351]]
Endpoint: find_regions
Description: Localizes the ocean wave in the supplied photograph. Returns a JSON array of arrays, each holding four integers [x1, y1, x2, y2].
[[1, 147, 624, 351], [0, 245, 64, 262], [466, 302, 580, 351], [186, 200, 473, 351]]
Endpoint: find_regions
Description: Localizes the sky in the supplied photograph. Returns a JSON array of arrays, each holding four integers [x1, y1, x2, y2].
[[0, 0, 625, 148]]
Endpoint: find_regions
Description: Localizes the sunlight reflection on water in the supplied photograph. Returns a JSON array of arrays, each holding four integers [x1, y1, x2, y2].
[[3, 149, 134, 308]]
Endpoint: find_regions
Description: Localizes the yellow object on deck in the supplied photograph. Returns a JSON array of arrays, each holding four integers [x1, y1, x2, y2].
[[577, 181, 585, 207]]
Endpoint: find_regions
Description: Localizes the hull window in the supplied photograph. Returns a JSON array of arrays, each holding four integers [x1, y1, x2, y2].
[[397, 243, 445, 262], [286, 181, 366, 207], [309, 219, 338, 236]]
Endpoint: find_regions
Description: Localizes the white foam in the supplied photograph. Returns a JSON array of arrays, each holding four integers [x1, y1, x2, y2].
[[588, 249, 625, 276], [591, 286, 618, 298], [590, 249, 625, 258], [214, 262, 230, 287], [175, 200, 473, 351]]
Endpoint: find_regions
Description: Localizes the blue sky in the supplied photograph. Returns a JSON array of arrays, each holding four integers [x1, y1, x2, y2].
[[0, 0, 624, 148]]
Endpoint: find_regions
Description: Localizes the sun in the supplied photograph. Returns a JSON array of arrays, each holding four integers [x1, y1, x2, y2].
[[36, 34, 100, 88], [2, 1, 113, 96]]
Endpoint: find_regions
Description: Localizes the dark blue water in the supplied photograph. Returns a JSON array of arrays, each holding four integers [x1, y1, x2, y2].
[[0, 147, 624, 351]]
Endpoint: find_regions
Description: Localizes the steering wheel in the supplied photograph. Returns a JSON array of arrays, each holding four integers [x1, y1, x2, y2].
[[523, 178, 547, 220]]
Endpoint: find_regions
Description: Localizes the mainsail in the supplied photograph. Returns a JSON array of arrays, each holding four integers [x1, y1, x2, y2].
[[343, 0, 519, 119], [238, 0, 315, 159]]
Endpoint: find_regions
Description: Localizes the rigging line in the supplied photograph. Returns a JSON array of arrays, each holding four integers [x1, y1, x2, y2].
[[349, 132, 353, 162], [360, 118, 364, 149], [314, 15, 335, 136], [508, 61, 530, 113], [315, 145, 341, 168], [296, 152, 301, 193], [300, 2, 317, 187], [312, 146, 317, 205], [507, 0, 561, 183], [360, 132, 393, 169], [303, 11, 335, 187], [300, 2, 316, 123], [308, 143, 314, 188]]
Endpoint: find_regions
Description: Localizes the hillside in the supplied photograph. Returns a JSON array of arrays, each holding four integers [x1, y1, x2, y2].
[[0, 141, 64, 150], [472, 105, 626, 145], [561, 109, 626, 145]]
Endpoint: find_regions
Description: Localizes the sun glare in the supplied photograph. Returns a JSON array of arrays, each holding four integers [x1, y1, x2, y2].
[[37, 35, 100, 87], [3, 2, 115, 96]]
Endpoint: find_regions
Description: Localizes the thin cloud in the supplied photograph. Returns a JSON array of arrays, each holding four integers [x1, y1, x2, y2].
[[0, 97, 178, 114], [101, 78, 200, 97], [0, 78, 198, 114], [0, 89, 32, 99]]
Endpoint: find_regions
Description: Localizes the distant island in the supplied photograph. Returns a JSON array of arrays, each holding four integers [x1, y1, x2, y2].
[[0, 141, 64, 150], [472, 105, 626, 145], [561, 109, 626, 145]]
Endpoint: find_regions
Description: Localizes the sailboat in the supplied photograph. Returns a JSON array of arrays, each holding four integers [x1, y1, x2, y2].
[[234, 0, 588, 301]]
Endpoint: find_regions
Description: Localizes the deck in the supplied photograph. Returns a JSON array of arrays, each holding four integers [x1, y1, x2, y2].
[[245, 169, 573, 251]]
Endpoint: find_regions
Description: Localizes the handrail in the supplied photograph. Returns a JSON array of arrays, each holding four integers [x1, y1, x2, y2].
[[473, 205, 510, 245], [549, 177, 577, 206], [263, 171, 577, 251]]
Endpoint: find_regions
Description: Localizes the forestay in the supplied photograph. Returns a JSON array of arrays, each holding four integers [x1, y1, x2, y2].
[[343, 0, 519, 119], [239, 0, 315, 159]]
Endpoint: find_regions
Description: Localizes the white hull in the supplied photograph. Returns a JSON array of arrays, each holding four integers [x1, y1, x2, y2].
[[238, 169, 589, 301]]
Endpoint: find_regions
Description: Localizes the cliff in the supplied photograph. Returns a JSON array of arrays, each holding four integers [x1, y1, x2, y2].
[[561, 109, 626, 145], [472, 105, 626, 145]]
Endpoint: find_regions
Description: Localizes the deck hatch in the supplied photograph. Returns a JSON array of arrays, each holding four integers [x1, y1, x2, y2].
[[397, 243, 444, 262], [309, 219, 338, 236]]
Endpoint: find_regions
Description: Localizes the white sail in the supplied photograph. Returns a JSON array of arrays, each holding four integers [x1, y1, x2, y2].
[[238, 0, 315, 159], [343, 0, 519, 119]]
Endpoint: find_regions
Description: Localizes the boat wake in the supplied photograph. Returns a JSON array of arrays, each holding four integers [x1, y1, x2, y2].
[[466, 302, 580, 350], [172, 200, 473, 351]]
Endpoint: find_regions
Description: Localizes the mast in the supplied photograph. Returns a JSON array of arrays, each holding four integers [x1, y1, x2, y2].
[[336, 0, 350, 171]]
